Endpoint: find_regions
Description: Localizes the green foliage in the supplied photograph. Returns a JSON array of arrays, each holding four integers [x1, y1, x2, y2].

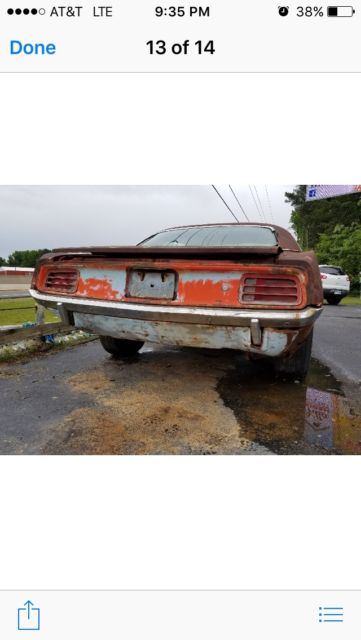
[[6, 249, 50, 268], [285, 186, 361, 249], [316, 222, 361, 286], [0, 257, 7, 266]]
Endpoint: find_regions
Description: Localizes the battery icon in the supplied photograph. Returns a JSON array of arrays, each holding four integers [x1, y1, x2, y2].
[[327, 6, 355, 16]]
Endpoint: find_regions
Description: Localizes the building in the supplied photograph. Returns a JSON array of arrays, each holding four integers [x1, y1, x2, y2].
[[0, 267, 34, 290]]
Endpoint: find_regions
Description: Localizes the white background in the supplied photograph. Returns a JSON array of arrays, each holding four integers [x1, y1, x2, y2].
[[0, 73, 360, 590]]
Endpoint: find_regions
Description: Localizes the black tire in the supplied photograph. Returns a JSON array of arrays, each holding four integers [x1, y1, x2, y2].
[[99, 335, 144, 357], [326, 296, 341, 305], [274, 329, 313, 380]]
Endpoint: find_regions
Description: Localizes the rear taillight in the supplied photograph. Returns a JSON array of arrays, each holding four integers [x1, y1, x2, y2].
[[346, 275, 350, 281], [44, 269, 78, 293], [320, 274, 327, 279], [240, 274, 300, 306]]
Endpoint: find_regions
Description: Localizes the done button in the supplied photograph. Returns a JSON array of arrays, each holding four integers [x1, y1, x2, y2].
[[10, 40, 56, 55]]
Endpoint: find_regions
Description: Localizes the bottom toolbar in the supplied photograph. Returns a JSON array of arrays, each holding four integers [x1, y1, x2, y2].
[[0, 590, 359, 639]]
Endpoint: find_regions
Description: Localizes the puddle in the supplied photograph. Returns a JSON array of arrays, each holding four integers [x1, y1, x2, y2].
[[218, 358, 361, 455]]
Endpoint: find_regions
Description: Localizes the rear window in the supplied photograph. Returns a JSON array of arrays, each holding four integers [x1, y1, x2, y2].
[[320, 266, 345, 275], [140, 225, 278, 248]]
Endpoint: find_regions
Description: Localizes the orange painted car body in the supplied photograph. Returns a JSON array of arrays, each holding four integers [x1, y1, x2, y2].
[[34, 258, 317, 310], [30, 224, 323, 357]]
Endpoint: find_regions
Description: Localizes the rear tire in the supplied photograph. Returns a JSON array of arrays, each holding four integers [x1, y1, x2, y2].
[[326, 296, 341, 305], [274, 329, 313, 380], [99, 335, 144, 357]]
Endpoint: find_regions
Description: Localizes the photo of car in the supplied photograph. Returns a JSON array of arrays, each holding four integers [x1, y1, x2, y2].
[[30, 223, 323, 379], [1, 185, 360, 456], [319, 264, 350, 305]]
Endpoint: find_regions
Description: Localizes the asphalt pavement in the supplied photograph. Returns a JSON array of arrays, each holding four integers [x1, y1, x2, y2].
[[0, 290, 30, 299], [313, 304, 361, 384]]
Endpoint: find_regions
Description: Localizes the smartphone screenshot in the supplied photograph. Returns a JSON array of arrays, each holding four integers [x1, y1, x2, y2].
[[0, 3, 360, 639]]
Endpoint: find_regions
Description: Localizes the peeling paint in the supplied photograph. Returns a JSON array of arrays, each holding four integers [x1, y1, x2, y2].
[[37, 261, 310, 310], [73, 312, 291, 355], [77, 268, 126, 300], [177, 270, 241, 305]]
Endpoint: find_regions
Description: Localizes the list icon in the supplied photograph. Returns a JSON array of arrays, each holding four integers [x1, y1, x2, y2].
[[319, 606, 344, 623]]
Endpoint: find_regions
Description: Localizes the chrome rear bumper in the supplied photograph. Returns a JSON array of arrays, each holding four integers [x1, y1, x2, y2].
[[30, 290, 322, 329], [30, 290, 322, 355]]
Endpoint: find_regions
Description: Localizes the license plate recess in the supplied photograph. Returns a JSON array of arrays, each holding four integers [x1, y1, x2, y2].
[[127, 269, 176, 299]]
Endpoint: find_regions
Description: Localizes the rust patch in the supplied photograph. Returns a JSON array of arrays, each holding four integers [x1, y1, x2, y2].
[[77, 277, 120, 300]]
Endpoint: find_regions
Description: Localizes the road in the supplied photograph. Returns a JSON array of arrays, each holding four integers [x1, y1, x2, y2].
[[0, 305, 360, 455], [313, 304, 361, 383], [0, 290, 30, 299]]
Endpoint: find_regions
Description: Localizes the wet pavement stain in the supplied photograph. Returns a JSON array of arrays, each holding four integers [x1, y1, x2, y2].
[[2, 338, 360, 455], [42, 348, 273, 455], [217, 358, 361, 455]]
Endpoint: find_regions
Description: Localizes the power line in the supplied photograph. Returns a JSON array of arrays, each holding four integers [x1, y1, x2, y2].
[[212, 185, 239, 223], [228, 185, 250, 222], [254, 185, 267, 222], [248, 185, 263, 221], [264, 185, 275, 224]]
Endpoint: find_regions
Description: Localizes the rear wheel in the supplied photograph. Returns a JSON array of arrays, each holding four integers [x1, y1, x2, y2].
[[326, 296, 341, 305], [99, 335, 144, 357], [274, 329, 313, 380]]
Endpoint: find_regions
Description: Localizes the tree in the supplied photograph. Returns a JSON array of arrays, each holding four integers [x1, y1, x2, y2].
[[6, 249, 50, 268], [316, 223, 361, 287], [285, 186, 361, 249], [0, 257, 7, 266]]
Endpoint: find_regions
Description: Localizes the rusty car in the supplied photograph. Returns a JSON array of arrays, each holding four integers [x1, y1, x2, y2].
[[30, 223, 323, 378]]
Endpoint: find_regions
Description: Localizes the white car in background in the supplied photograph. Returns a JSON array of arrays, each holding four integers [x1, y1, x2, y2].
[[319, 265, 350, 305]]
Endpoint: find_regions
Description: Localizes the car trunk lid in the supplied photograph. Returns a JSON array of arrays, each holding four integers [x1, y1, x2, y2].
[[33, 245, 316, 310]]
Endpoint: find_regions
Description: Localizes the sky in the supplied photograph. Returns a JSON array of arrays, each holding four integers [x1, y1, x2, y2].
[[0, 185, 295, 258]]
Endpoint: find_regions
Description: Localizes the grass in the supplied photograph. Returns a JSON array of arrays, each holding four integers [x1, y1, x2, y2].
[[0, 297, 59, 326], [339, 294, 361, 305]]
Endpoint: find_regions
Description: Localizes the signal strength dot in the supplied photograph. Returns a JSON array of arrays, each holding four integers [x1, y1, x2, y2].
[[7, 7, 39, 15]]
